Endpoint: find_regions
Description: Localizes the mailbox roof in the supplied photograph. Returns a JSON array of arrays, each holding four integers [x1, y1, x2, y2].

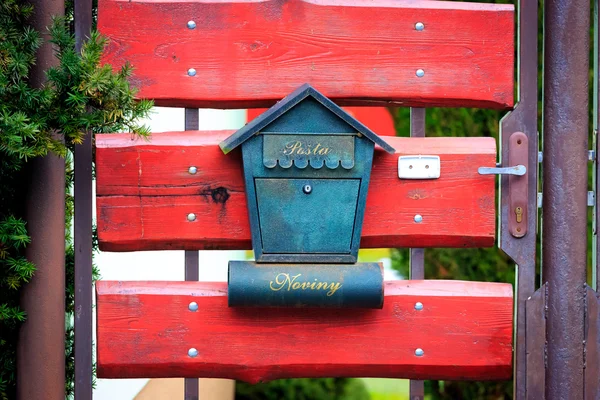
[[219, 84, 395, 154]]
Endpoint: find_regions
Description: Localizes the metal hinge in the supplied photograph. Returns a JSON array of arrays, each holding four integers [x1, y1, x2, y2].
[[542, 191, 596, 207], [537, 150, 595, 162]]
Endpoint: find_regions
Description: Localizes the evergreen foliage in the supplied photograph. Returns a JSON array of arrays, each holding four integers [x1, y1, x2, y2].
[[0, 1, 151, 398], [236, 378, 370, 400]]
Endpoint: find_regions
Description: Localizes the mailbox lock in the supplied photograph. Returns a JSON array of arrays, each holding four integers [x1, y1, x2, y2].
[[302, 184, 312, 194]]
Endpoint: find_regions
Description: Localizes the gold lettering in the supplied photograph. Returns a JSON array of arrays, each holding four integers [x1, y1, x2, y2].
[[281, 141, 332, 156], [326, 282, 342, 297], [269, 273, 342, 296], [283, 141, 302, 155]]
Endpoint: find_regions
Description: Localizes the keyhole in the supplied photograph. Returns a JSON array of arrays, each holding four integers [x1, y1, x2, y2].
[[303, 184, 312, 194]]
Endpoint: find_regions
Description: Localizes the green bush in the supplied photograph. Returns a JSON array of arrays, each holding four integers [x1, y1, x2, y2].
[[0, 1, 151, 398], [236, 378, 370, 400]]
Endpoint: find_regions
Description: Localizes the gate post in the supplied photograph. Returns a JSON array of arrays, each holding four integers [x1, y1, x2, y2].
[[16, 0, 66, 398], [542, 0, 590, 397]]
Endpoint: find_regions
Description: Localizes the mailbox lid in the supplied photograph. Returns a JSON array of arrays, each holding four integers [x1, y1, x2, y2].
[[255, 178, 360, 254]]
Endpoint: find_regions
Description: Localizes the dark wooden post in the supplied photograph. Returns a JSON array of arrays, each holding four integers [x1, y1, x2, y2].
[[16, 0, 66, 398], [542, 0, 590, 397]]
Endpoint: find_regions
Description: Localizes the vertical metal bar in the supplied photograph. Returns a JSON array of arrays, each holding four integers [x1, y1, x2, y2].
[[496, 0, 538, 398], [542, 0, 590, 397], [185, 108, 200, 400], [16, 1, 66, 395], [74, 0, 94, 397], [408, 107, 425, 400], [594, 0, 599, 292]]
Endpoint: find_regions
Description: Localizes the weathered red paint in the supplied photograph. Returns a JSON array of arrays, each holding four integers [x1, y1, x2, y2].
[[96, 280, 513, 382], [98, 0, 514, 109], [95, 132, 496, 251]]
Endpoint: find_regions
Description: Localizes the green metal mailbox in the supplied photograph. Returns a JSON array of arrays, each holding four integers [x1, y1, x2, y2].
[[220, 84, 395, 264]]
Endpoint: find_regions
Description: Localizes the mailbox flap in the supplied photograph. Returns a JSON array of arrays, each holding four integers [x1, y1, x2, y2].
[[255, 178, 360, 255], [263, 134, 355, 169]]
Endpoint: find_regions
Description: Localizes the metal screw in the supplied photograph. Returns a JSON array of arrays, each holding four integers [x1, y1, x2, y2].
[[188, 301, 198, 311], [415, 22, 425, 31], [187, 213, 196, 222], [188, 166, 197, 175], [414, 302, 424, 311], [187, 68, 197, 77], [415, 348, 424, 357], [303, 184, 312, 194], [416, 69, 425, 78], [188, 348, 198, 357], [187, 20, 196, 29], [414, 214, 423, 223]]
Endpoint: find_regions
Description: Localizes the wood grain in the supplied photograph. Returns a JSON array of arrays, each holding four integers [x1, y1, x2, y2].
[[98, 0, 514, 109], [95, 132, 496, 251], [96, 280, 513, 382], [248, 107, 397, 136]]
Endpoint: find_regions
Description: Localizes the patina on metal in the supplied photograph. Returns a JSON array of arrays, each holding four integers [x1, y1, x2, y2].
[[542, 0, 590, 396], [228, 261, 384, 308], [220, 83, 394, 264]]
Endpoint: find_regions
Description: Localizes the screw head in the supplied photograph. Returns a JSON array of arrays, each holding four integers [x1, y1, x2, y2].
[[415, 22, 425, 31], [414, 302, 424, 311], [416, 69, 425, 78], [303, 184, 312, 194], [187, 20, 196, 29], [187, 213, 196, 222], [415, 348, 424, 357], [188, 166, 198, 175], [187, 68, 197, 77], [414, 214, 423, 223], [188, 348, 198, 357], [188, 301, 198, 311]]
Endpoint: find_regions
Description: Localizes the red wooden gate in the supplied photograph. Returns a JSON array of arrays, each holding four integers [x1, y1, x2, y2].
[[84, 0, 544, 398]]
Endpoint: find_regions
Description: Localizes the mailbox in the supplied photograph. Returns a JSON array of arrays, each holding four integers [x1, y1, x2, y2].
[[220, 84, 395, 264]]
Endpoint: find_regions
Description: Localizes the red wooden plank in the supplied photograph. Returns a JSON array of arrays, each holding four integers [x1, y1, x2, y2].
[[98, 0, 514, 109], [95, 132, 496, 251], [248, 107, 397, 136], [96, 280, 513, 382]]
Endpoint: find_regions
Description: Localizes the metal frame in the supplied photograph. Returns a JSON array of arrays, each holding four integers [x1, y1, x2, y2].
[[184, 109, 200, 400], [74, 0, 94, 398], [408, 107, 426, 400], [497, 0, 538, 398]]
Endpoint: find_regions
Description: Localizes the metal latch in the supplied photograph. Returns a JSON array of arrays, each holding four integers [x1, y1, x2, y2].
[[478, 165, 527, 176], [398, 155, 440, 179]]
